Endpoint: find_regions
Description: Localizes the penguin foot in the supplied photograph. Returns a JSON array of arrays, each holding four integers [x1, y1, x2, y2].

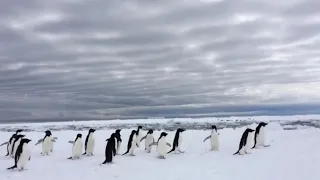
[[129, 154, 135, 156], [178, 150, 185, 153]]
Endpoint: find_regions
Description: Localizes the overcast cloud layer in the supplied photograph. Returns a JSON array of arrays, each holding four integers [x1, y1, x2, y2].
[[1, 0, 320, 121]]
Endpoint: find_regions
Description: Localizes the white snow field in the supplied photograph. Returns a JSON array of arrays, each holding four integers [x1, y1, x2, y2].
[[0, 122, 319, 180]]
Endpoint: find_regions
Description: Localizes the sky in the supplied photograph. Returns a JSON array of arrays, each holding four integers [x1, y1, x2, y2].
[[1, 0, 320, 122]]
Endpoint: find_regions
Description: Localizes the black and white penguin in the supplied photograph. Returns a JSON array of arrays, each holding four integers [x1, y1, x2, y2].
[[149, 132, 171, 159], [122, 130, 138, 156], [35, 130, 56, 156], [102, 133, 117, 164], [140, 129, 155, 153], [114, 129, 122, 155], [167, 128, 186, 154], [7, 138, 32, 171], [83, 128, 96, 156], [11, 134, 26, 158], [135, 126, 143, 148], [203, 125, 220, 151], [233, 128, 255, 155], [67, 134, 83, 160], [252, 122, 269, 149], [0, 129, 23, 156]]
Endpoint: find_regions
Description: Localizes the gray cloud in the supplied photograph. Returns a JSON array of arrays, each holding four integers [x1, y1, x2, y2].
[[1, 0, 320, 121]]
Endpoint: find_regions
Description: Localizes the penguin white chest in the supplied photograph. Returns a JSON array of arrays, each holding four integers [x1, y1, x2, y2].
[[17, 144, 30, 169], [157, 137, 168, 156], [210, 131, 219, 149], [86, 134, 95, 153], [178, 134, 183, 148], [145, 134, 154, 147], [72, 139, 83, 157], [42, 136, 51, 154], [257, 127, 265, 146], [245, 132, 254, 149]]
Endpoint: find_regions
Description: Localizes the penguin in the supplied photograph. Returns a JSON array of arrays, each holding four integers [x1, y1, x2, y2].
[[11, 134, 26, 158], [67, 134, 83, 160], [83, 128, 96, 156], [135, 125, 143, 148], [252, 122, 269, 149], [140, 129, 155, 153], [114, 129, 122, 155], [122, 130, 138, 156], [38, 130, 53, 155], [0, 129, 23, 156], [167, 128, 186, 154], [102, 133, 117, 164], [203, 125, 220, 151], [7, 138, 32, 171], [149, 132, 171, 159], [233, 128, 255, 155]]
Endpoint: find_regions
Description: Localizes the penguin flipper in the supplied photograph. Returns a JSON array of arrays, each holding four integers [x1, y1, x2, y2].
[[140, 135, 147, 142], [35, 139, 43, 146], [166, 143, 171, 147], [203, 136, 211, 142], [67, 157, 72, 159], [68, 141, 74, 144], [0, 142, 8, 146]]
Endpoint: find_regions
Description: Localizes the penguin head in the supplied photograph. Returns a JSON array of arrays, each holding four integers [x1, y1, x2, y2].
[[115, 129, 121, 134], [45, 130, 52, 136], [246, 128, 255, 133], [137, 126, 142, 129], [259, 122, 268, 126], [22, 138, 31, 144], [76, 134, 82, 138], [177, 128, 186, 133], [160, 132, 168, 137], [16, 129, 23, 134], [17, 134, 25, 139], [89, 129, 96, 133], [147, 129, 154, 134], [110, 133, 116, 139], [131, 130, 137, 135], [211, 125, 217, 130]]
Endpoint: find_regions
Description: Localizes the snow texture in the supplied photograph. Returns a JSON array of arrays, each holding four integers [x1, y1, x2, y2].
[[0, 121, 319, 180]]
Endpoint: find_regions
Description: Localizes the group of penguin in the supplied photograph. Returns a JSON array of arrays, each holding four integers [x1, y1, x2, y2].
[[0, 122, 269, 171]]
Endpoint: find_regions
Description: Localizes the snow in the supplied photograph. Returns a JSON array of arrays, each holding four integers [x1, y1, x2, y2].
[[0, 123, 319, 180], [1, 114, 320, 128]]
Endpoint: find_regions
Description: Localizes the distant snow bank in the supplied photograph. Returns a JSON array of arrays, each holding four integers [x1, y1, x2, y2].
[[0, 114, 320, 132]]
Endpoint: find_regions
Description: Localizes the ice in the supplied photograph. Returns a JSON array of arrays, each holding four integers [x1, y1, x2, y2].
[[0, 123, 319, 180]]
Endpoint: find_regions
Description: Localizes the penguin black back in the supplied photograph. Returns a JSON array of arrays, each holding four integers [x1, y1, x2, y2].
[[102, 133, 116, 164], [167, 128, 185, 154], [233, 128, 254, 155], [122, 130, 136, 155], [253, 122, 267, 149]]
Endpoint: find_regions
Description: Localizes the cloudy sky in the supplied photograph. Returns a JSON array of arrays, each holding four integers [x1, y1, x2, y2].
[[1, 0, 320, 122]]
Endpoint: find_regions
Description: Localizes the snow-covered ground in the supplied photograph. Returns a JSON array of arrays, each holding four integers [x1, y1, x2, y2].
[[0, 122, 319, 180]]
